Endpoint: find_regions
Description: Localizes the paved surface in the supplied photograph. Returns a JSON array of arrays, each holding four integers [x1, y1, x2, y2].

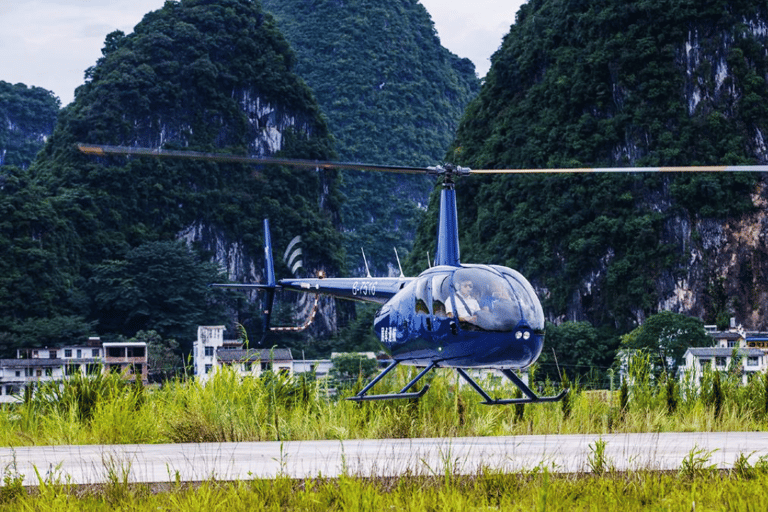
[[2, 432, 768, 485]]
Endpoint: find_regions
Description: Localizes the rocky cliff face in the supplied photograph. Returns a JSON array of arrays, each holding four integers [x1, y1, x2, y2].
[[660, 179, 768, 329], [564, 177, 768, 330], [451, 0, 768, 331]]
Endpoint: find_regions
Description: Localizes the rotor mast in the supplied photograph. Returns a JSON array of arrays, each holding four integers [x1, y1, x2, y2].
[[431, 165, 468, 267]]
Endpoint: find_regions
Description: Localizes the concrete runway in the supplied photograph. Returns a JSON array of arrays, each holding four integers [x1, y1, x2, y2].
[[2, 432, 768, 486]]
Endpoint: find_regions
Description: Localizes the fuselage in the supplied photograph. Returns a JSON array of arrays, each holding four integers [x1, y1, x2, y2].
[[373, 264, 545, 369]]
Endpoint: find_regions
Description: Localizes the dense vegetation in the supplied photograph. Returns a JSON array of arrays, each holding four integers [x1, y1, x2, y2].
[[0, 81, 59, 168], [0, 0, 343, 357], [406, 0, 768, 376], [261, 0, 480, 275], [1, 352, 767, 445]]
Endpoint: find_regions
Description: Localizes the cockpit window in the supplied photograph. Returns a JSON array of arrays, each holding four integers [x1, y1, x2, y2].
[[443, 268, 521, 332]]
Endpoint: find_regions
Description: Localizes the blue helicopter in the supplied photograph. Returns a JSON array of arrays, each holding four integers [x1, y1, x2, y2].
[[79, 144, 768, 404]]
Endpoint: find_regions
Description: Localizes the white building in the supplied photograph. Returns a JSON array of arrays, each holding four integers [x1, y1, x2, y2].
[[681, 347, 766, 386], [0, 338, 147, 403], [193, 326, 293, 384]]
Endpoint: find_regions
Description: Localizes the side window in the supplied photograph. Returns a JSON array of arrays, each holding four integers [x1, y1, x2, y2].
[[431, 274, 451, 318], [414, 278, 430, 315]]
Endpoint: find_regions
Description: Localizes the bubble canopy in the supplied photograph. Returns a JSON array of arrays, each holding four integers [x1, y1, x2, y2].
[[414, 265, 545, 333]]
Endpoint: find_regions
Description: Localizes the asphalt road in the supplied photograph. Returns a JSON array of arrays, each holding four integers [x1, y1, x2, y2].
[[2, 432, 768, 486]]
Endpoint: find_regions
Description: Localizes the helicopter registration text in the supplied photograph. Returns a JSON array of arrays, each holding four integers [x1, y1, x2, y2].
[[352, 280, 376, 297], [380, 326, 397, 343]]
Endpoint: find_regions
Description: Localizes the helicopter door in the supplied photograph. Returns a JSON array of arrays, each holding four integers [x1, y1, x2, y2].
[[430, 273, 453, 333], [414, 277, 433, 331]]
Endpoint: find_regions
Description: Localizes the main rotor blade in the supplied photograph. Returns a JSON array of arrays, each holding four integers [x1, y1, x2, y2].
[[80, 144, 768, 175], [470, 165, 768, 174], [77, 144, 429, 174]]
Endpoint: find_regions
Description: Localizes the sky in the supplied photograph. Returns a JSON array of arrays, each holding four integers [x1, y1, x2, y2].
[[0, 0, 526, 107]]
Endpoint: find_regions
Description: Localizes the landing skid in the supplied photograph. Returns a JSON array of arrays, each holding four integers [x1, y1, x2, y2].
[[457, 368, 569, 405], [346, 361, 568, 405]]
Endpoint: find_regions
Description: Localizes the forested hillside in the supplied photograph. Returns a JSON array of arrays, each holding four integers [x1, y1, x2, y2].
[[0, 81, 59, 168], [417, 0, 768, 378], [0, 0, 343, 357], [261, 0, 480, 275]]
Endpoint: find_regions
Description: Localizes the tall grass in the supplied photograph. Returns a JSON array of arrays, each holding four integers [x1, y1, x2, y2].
[[0, 354, 767, 447], [4, 464, 768, 511]]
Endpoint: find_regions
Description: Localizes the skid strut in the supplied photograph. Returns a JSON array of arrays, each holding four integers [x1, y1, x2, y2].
[[457, 368, 569, 405], [347, 361, 435, 402]]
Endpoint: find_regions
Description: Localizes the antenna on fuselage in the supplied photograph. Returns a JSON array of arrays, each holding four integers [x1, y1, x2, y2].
[[427, 251, 431, 268], [394, 247, 404, 277], [361, 248, 372, 278]]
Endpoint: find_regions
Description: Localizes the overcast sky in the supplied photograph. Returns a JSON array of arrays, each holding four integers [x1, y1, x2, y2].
[[0, 0, 526, 107]]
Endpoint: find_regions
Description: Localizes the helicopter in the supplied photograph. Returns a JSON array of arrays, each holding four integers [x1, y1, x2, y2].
[[77, 143, 768, 405]]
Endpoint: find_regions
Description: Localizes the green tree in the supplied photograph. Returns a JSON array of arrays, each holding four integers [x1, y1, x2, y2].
[[541, 321, 618, 385], [329, 353, 378, 388], [430, 0, 768, 332], [88, 241, 226, 347], [17, 0, 344, 348], [127, 330, 182, 381], [0, 81, 59, 168], [621, 311, 712, 376], [260, 0, 480, 275], [0, 165, 90, 356]]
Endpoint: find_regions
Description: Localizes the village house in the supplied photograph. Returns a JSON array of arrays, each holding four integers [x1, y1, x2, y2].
[[192, 327, 398, 384], [192, 326, 294, 384], [0, 337, 148, 403], [679, 321, 768, 386], [681, 347, 766, 386]]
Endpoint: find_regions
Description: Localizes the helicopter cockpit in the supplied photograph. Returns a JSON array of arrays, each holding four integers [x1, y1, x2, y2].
[[414, 266, 545, 334]]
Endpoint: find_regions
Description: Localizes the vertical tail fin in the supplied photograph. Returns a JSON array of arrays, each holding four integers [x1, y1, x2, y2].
[[262, 219, 276, 338]]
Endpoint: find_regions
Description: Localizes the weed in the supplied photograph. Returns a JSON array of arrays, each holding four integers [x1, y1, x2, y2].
[[0, 453, 26, 503], [102, 452, 134, 506], [587, 438, 612, 476], [679, 446, 718, 480]]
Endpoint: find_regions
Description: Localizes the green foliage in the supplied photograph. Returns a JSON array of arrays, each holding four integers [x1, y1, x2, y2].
[[25, 371, 140, 424], [1, 0, 348, 349], [709, 371, 725, 419], [129, 330, 181, 381], [0, 165, 91, 356], [619, 377, 629, 415], [541, 321, 619, 384], [7, 469, 768, 510], [0, 81, 59, 169], [4, 359, 768, 448], [88, 240, 226, 345], [679, 446, 718, 480], [664, 373, 679, 414], [587, 437, 612, 475], [0, 455, 25, 504], [329, 353, 378, 388], [326, 303, 383, 355]]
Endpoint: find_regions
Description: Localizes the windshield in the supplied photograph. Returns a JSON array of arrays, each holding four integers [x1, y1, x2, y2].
[[442, 267, 544, 332]]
